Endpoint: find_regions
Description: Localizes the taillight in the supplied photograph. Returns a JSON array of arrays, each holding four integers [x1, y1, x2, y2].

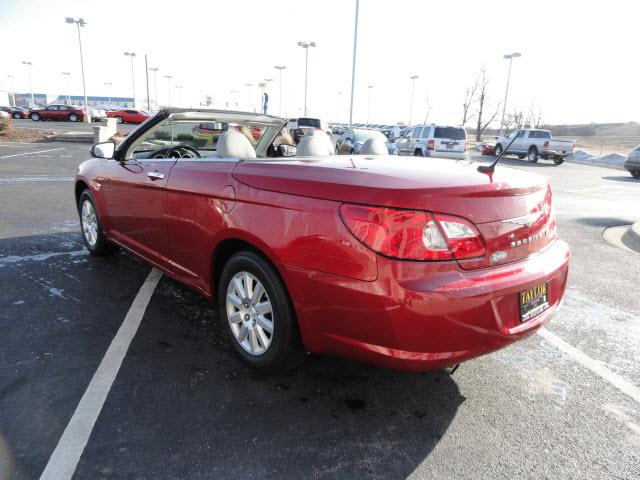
[[339, 204, 485, 261], [543, 140, 549, 149], [427, 139, 435, 151], [464, 142, 468, 152]]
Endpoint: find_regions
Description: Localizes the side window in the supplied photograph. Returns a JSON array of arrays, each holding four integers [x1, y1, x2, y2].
[[412, 127, 422, 139], [59, 106, 69, 111], [421, 127, 431, 138], [517, 131, 526, 138], [125, 110, 137, 114], [47, 106, 58, 111]]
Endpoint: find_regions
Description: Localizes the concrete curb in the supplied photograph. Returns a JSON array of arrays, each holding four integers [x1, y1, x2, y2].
[[622, 222, 640, 252], [49, 133, 93, 144]]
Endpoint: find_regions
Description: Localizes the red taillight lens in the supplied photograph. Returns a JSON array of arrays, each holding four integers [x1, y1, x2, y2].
[[464, 142, 468, 152], [427, 139, 435, 150], [339, 204, 485, 261], [544, 140, 549, 149]]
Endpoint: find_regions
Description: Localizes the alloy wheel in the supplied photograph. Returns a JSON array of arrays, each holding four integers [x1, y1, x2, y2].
[[81, 200, 98, 247], [226, 271, 274, 356]]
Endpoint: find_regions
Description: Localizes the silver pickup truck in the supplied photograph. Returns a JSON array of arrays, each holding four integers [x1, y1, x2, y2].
[[494, 129, 575, 165]]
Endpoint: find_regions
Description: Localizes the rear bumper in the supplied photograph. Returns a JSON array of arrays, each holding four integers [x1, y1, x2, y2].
[[426, 150, 467, 160], [285, 239, 570, 371]]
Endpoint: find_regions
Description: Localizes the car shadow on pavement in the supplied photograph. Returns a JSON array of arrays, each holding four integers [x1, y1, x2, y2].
[[74, 273, 465, 480], [601, 175, 639, 183], [577, 217, 635, 228]]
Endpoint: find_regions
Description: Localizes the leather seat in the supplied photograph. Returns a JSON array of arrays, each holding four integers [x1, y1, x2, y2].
[[296, 132, 335, 157], [216, 131, 256, 159], [360, 137, 388, 155]]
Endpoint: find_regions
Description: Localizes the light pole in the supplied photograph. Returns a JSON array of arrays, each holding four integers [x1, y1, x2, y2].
[[7, 75, 16, 106], [274, 65, 286, 116], [61, 72, 71, 105], [149, 67, 159, 109], [124, 52, 136, 108], [366, 85, 373, 123], [244, 83, 253, 111], [65, 17, 90, 122], [348, 0, 359, 128], [297, 41, 316, 116], [164, 75, 172, 107], [104, 82, 112, 108], [408, 74, 419, 125], [22, 61, 34, 108], [262, 78, 272, 114], [174, 85, 183, 107], [499, 52, 521, 136]]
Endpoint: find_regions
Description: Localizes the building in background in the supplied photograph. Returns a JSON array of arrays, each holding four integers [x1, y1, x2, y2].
[[11, 93, 137, 109]]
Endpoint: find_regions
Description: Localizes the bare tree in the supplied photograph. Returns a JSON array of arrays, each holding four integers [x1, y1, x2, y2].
[[504, 109, 524, 131], [461, 74, 480, 126], [474, 68, 500, 141]]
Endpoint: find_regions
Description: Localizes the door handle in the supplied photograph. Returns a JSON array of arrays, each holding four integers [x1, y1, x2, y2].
[[147, 171, 165, 180]]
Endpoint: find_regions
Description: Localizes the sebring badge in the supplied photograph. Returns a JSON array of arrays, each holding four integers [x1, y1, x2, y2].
[[490, 251, 507, 262]]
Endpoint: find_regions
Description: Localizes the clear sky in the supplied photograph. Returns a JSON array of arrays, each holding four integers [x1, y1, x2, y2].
[[0, 0, 638, 126]]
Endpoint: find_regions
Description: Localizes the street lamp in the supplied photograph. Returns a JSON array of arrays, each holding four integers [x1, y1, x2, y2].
[[149, 67, 159, 109], [65, 17, 90, 122], [297, 41, 316, 116], [174, 85, 183, 107], [408, 74, 419, 125], [123, 52, 136, 108], [274, 65, 286, 116], [104, 82, 112, 108], [348, 0, 359, 128], [21, 61, 34, 108], [7, 75, 16, 106], [499, 52, 521, 136], [61, 72, 71, 105], [244, 83, 253, 111], [367, 85, 373, 123], [164, 75, 172, 107]]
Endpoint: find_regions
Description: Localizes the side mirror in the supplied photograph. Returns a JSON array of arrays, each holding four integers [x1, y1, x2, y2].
[[279, 144, 297, 157], [91, 141, 116, 159]]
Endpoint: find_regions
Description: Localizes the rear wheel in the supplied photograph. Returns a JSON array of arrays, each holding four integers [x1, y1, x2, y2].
[[77, 190, 119, 256], [632, 170, 640, 179], [527, 147, 539, 163], [414, 148, 424, 157], [218, 250, 306, 374], [494, 144, 503, 157], [553, 157, 564, 165], [116, 116, 124, 124], [30, 113, 40, 121], [69, 113, 78, 122], [13, 112, 21, 119]]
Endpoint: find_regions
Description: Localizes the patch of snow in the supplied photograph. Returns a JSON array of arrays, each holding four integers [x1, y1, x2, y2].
[[566, 150, 626, 170], [0, 249, 87, 265]]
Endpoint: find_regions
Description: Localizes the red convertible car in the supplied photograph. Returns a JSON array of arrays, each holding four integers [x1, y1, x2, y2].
[[75, 109, 570, 374], [106, 109, 151, 124]]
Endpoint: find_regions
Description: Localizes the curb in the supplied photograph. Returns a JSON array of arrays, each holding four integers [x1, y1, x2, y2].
[[49, 134, 93, 144], [622, 222, 640, 252]]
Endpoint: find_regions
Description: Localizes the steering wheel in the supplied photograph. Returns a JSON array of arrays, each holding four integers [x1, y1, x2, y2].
[[154, 145, 202, 159]]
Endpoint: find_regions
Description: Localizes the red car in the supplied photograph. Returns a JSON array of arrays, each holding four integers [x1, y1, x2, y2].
[[0, 106, 29, 119], [107, 109, 150, 124], [75, 109, 570, 374], [29, 104, 85, 122]]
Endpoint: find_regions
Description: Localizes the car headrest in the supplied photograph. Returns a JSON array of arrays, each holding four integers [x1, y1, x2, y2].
[[360, 137, 388, 155], [296, 131, 334, 157], [216, 131, 256, 159]]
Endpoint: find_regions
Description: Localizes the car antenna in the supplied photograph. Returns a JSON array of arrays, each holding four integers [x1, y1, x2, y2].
[[477, 129, 521, 174]]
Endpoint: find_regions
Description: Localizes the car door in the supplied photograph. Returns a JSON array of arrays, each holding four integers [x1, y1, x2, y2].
[[98, 142, 177, 268], [409, 127, 422, 155], [42, 105, 58, 120], [57, 105, 70, 121], [397, 128, 412, 155]]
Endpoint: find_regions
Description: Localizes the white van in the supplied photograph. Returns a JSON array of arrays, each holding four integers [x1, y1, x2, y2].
[[396, 124, 467, 159]]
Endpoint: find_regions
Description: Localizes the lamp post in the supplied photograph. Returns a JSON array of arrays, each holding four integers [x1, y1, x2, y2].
[[61, 72, 71, 105], [164, 75, 172, 107], [149, 67, 159, 109], [104, 82, 112, 108], [22, 61, 35, 108], [123, 52, 136, 108], [408, 74, 419, 125], [244, 83, 253, 111], [366, 84, 373, 123], [64, 17, 90, 122], [262, 78, 272, 114], [297, 41, 316, 116], [499, 52, 521, 136], [348, 0, 359, 128], [7, 75, 16, 106], [274, 65, 286, 116], [174, 85, 183, 107]]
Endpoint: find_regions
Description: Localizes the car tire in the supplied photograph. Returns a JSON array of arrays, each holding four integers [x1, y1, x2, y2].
[[527, 147, 539, 163], [30, 113, 40, 121], [494, 144, 503, 157], [69, 113, 78, 122], [414, 149, 423, 157], [77, 190, 119, 257], [116, 116, 124, 124], [553, 157, 564, 165], [632, 170, 640, 179], [218, 250, 306, 374], [13, 113, 21, 119]]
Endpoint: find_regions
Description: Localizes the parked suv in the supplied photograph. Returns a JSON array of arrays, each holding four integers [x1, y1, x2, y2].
[[494, 129, 575, 164], [396, 124, 467, 159]]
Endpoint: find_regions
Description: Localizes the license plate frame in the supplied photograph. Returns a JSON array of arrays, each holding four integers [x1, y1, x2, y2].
[[519, 282, 550, 322]]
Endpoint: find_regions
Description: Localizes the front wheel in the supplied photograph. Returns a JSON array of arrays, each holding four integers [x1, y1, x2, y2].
[[30, 113, 40, 121], [116, 116, 124, 124], [69, 113, 78, 122], [527, 147, 539, 163], [77, 190, 119, 256], [553, 157, 564, 165], [13, 113, 21, 119], [218, 250, 306, 374], [632, 170, 640, 179], [494, 144, 503, 157]]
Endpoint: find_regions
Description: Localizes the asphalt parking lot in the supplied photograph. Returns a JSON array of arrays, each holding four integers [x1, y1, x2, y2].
[[1, 142, 639, 479]]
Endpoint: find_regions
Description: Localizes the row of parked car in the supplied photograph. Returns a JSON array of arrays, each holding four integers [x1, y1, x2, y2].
[[0, 105, 151, 124]]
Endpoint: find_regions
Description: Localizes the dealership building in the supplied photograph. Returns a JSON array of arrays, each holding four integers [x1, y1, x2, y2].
[[11, 93, 137, 109]]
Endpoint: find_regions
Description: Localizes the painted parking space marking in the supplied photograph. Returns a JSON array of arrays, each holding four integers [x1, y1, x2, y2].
[[538, 327, 640, 404], [0, 176, 74, 184], [0, 148, 65, 159], [39, 268, 162, 480]]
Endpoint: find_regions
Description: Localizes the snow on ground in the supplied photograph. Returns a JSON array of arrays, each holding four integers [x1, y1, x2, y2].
[[566, 150, 626, 170]]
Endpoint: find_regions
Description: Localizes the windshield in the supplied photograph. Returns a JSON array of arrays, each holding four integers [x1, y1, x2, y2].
[[297, 118, 321, 128], [434, 127, 466, 140], [353, 129, 387, 143]]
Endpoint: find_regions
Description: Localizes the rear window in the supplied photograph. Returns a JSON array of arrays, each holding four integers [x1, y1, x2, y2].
[[297, 118, 321, 128], [434, 127, 466, 140], [529, 130, 551, 139]]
